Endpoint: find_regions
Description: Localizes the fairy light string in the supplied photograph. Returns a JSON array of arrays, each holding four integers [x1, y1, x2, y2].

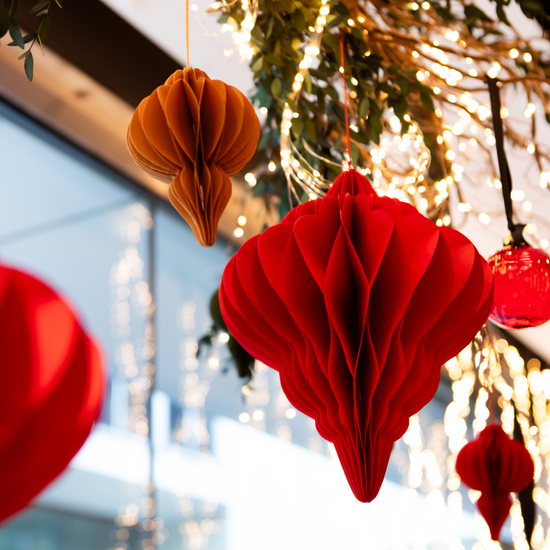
[[212, 0, 550, 250], [278, 0, 333, 203]]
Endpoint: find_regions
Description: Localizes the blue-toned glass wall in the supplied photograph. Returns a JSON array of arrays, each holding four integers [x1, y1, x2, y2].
[[0, 100, 500, 550], [0, 101, 157, 550]]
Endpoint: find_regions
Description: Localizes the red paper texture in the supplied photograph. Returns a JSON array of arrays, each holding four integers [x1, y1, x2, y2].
[[219, 169, 494, 502], [456, 424, 534, 541], [0, 264, 104, 523], [127, 68, 260, 247]]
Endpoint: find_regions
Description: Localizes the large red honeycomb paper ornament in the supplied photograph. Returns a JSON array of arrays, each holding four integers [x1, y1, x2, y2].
[[456, 424, 534, 541], [219, 169, 493, 502], [0, 263, 104, 522]]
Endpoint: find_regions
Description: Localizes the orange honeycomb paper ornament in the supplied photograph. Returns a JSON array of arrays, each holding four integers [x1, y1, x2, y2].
[[127, 68, 260, 246]]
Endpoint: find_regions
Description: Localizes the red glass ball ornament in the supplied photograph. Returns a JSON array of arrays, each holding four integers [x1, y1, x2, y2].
[[488, 243, 550, 329]]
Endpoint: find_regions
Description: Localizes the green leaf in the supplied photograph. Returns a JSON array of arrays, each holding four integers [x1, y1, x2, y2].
[[5, 0, 17, 18], [294, 8, 305, 32], [251, 56, 263, 72], [334, 2, 350, 17], [0, 10, 10, 38], [359, 96, 370, 118], [9, 31, 35, 46], [333, 133, 342, 152], [291, 117, 303, 137], [398, 76, 410, 95], [387, 64, 401, 74], [393, 98, 407, 119], [279, 0, 296, 14], [266, 15, 274, 39], [379, 82, 397, 99], [217, 14, 228, 24], [18, 49, 31, 59], [286, 97, 299, 112], [304, 119, 317, 144], [420, 92, 434, 112], [271, 77, 281, 97], [350, 142, 359, 165], [257, 132, 270, 150], [351, 27, 362, 41], [322, 33, 339, 51], [37, 14, 50, 43], [496, 5, 510, 25], [325, 14, 342, 30], [363, 121, 372, 143], [30, 0, 49, 14], [304, 71, 312, 95], [278, 186, 291, 219], [8, 23, 24, 48], [252, 180, 266, 197], [521, 0, 543, 12], [415, 82, 432, 95], [369, 113, 382, 139], [464, 4, 492, 22], [24, 51, 34, 81], [349, 128, 368, 144], [280, 62, 294, 82]]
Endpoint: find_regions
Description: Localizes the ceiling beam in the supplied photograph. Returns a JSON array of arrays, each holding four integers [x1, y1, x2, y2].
[[15, 0, 181, 108]]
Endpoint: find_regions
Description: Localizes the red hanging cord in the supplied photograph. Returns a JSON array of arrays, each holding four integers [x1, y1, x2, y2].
[[339, 28, 352, 170]]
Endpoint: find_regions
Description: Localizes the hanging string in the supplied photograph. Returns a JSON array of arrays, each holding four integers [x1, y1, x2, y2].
[[487, 77, 525, 243], [339, 29, 352, 170], [186, 0, 190, 68]]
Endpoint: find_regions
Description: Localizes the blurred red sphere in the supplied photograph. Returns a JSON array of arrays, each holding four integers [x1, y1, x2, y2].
[[0, 263, 105, 523], [488, 243, 550, 329]]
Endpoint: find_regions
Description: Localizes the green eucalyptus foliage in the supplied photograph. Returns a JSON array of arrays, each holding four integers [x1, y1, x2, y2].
[[197, 290, 256, 381], [244, 0, 419, 215], [215, 0, 547, 218], [0, 0, 62, 81]]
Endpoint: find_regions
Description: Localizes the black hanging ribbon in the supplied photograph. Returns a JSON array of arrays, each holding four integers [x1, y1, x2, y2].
[[513, 405, 536, 547], [487, 77, 526, 244]]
